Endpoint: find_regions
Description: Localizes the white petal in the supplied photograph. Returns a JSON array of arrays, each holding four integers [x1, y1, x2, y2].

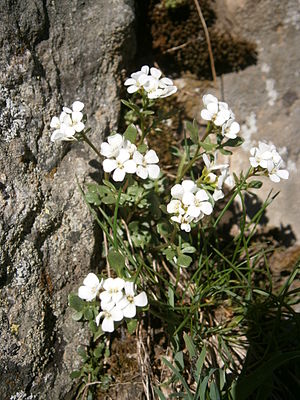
[[147, 164, 160, 179], [269, 173, 280, 183], [114, 278, 125, 291], [160, 86, 177, 98], [160, 77, 173, 85], [113, 168, 126, 182], [83, 273, 99, 288], [108, 133, 123, 146], [182, 180, 196, 193], [133, 151, 144, 164], [145, 149, 159, 164], [111, 307, 124, 321], [117, 296, 130, 309], [124, 282, 135, 296], [134, 292, 148, 307], [181, 223, 191, 232], [100, 142, 113, 157], [127, 85, 139, 93], [200, 201, 213, 215], [63, 106, 72, 114], [103, 158, 117, 173], [102, 317, 114, 332], [50, 116, 60, 128], [249, 157, 259, 167], [202, 153, 210, 168], [103, 278, 114, 291], [51, 130, 64, 142], [203, 94, 218, 106], [213, 189, 224, 201], [101, 299, 115, 311], [195, 189, 209, 202], [124, 159, 137, 174], [182, 192, 195, 206], [123, 303, 136, 318], [72, 101, 84, 112], [78, 286, 93, 301], [72, 111, 83, 123], [171, 184, 184, 199], [100, 290, 112, 303], [207, 102, 218, 114], [201, 109, 213, 121], [74, 121, 85, 132], [150, 67, 162, 79], [141, 65, 149, 74], [117, 149, 130, 163], [95, 312, 103, 326], [277, 169, 289, 180], [187, 205, 201, 218], [124, 78, 136, 86], [167, 200, 181, 214], [136, 165, 148, 179]]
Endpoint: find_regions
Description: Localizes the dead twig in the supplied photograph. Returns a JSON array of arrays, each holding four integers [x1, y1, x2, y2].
[[193, 0, 217, 88], [103, 231, 111, 277]]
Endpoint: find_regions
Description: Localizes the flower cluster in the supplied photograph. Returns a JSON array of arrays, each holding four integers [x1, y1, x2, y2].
[[201, 94, 240, 139], [101, 133, 160, 182], [249, 141, 289, 183], [167, 180, 213, 232], [78, 273, 148, 333], [124, 65, 177, 99], [202, 153, 233, 201], [50, 101, 85, 142]]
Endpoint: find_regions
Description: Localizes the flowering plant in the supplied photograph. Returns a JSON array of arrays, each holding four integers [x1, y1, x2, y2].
[[50, 66, 294, 398]]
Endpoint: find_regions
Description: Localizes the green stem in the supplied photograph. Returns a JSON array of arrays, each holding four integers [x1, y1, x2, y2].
[[81, 132, 102, 159], [113, 186, 123, 249]]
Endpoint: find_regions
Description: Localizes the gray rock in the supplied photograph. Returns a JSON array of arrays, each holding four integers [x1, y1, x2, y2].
[[0, 0, 135, 399]]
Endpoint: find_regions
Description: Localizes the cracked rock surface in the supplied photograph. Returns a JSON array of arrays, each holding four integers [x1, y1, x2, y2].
[[0, 1, 135, 398]]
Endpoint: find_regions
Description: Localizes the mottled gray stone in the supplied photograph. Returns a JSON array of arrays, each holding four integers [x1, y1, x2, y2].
[[0, 0, 135, 399]]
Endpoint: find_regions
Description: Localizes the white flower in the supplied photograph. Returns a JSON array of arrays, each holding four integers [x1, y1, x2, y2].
[[267, 159, 289, 183], [133, 149, 160, 179], [171, 180, 197, 200], [103, 149, 137, 181], [183, 189, 213, 218], [124, 65, 149, 94], [171, 213, 194, 232], [124, 66, 177, 99], [78, 273, 103, 301], [50, 101, 85, 142], [100, 277, 125, 310], [249, 141, 289, 183], [117, 282, 148, 318], [249, 142, 274, 168], [213, 168, 230, 201], [222, 118, 240, 139], [100, 134, 124, 158], [203, 153, 229, 183], [167, 199, 185, 215], [95, 304, 123, 333]]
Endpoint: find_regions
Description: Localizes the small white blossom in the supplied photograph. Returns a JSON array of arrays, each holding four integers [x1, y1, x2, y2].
[[100, 134, 125, 158], [78, 273, 103, 301], [95, 304, 123, 333], [249, 141, 289, 183], [50, 101, 85, 142], [117, 282, 148, 318], [167, 180, 213, 231], [124, 65, 150, 94], [133, 149, 160, 179], [100, 277, 125, 310], [124, 65, 177, 99], [103, 149, 137, 182], [222, 118, 240, 139]]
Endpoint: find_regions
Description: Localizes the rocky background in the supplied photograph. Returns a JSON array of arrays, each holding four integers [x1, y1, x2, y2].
[[0, 0, 135, 398], [0, 0, 299, 399]]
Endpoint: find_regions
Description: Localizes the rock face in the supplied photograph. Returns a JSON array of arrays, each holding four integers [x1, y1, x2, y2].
[[0, 1, 135, 399]]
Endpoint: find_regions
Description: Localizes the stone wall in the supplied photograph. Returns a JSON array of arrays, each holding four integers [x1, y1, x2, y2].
[[0, 1, 135, 398]]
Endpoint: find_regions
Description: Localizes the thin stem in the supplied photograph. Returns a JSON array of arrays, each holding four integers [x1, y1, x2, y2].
[[193, 0, 217, 87], [81, 133, 102, 159]]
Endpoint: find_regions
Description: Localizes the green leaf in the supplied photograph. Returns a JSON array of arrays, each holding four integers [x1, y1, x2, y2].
[[72, 311, 83, 321], [199, 140, 216, 151], [154, 387, 167, 400], [177, 254, 193, 268], [84, 307, 94, 321], [124, 124, 137, 144], [121, 99, 140, 113], [89, 320, 97, 333], [183, 333, 196, 359], [186, 120, 199, 144], [157, 221, 173, 237], [77, 346, 87, 359], [209, 381, 220, 400], [168, 286, 175, 308], [108, 249, 125, 275], [181, 245, 197, 254], [93, 343, 104, 359], [219, 148, 232, 155], [127, 318, 138, 334], [102, 194, 116, 205], [223, 136, 244, 148], [102, 179, 116, 192], [70, 370, 81, 379], [195, 346, 207, 379], [68, 293, 85, 312], [163, 247, 176, 262], [174, 351, 184, 369], [85, 192, 101, 205], [137, 143, 148, 153], [248, 180, 263, 189]]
